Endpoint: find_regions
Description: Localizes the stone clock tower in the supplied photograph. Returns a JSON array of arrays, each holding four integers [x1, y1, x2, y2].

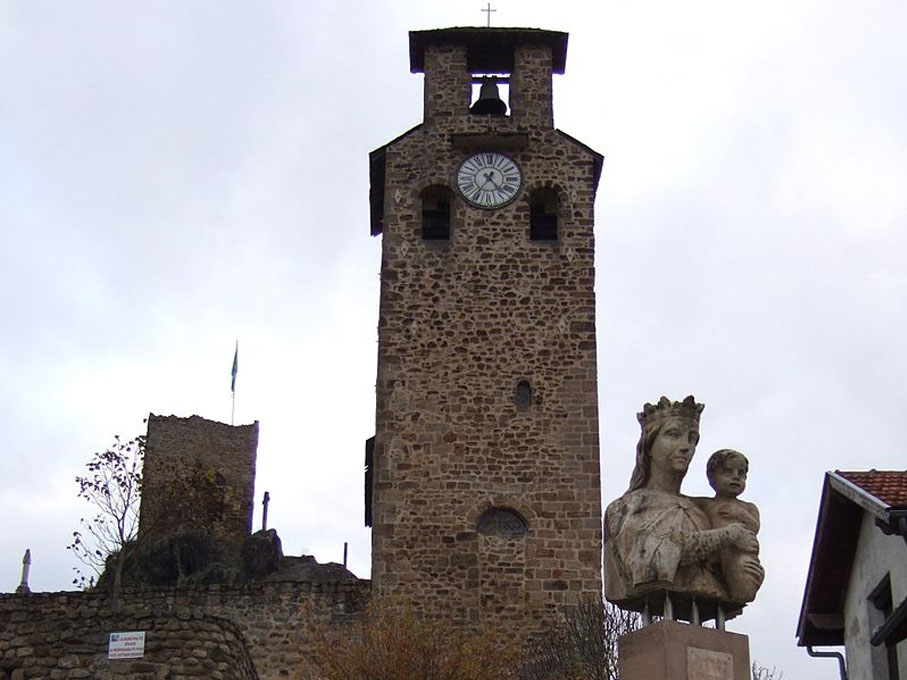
[[367, 27, 603, 637]]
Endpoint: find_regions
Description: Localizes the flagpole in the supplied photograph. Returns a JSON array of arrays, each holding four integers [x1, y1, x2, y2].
[[231, 340, 238, 425]]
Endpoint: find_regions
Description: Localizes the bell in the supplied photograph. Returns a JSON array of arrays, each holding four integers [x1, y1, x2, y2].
[[470, 77, 507, 116]]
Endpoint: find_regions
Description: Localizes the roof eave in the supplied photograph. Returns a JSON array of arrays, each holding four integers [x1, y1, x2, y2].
[[829, 471, 890, 522], [797, 472, 863, 647]]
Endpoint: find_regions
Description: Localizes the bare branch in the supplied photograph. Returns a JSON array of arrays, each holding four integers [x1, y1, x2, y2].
[[67, 434, 144, 589], [521, 595, 641, 680]]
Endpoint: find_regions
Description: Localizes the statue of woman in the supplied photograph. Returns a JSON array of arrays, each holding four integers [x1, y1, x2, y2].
[[603, 396, 762, 618]]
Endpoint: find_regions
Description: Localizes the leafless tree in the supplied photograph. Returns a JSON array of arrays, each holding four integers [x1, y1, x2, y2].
[[752, 662, 783, 680], [66, 434, 143, 593], [521, 595, 641, 680]]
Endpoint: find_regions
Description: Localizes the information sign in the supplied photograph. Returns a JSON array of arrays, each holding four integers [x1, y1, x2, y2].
[[108, 631, 146, 659]]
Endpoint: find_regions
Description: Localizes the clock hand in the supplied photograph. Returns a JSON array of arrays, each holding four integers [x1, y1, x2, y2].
[[480, 170, 502, 190]]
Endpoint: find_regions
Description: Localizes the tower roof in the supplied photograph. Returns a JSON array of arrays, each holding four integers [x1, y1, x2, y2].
[[409, 27, 568, 74]]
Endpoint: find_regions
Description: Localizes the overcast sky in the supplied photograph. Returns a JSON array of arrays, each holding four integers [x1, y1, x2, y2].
[[2, 1, 906, 677]]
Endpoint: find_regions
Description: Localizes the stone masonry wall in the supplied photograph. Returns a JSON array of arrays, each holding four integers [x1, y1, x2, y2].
[[140, 415, 259, 551], [371, 34, 602, 640], [423, 45, 470, 124], [510, 45, 554, 129], [0, 581, 370, 680]]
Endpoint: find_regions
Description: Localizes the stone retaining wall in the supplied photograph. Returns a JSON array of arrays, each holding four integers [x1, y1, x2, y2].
[[0, 581, 370, 680]]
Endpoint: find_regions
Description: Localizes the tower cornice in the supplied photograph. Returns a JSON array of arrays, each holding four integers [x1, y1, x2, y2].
[[409, 27, 568, 74]]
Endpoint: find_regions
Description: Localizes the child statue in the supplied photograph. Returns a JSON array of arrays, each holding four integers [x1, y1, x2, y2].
[[700, 449, 765, 604]]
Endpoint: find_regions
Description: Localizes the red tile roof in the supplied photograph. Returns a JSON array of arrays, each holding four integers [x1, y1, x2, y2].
[[836, 470, 907, 508]]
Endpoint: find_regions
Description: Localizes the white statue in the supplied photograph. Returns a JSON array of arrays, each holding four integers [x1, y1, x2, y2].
[[699, 449, 764, 604], [603, 397, 764, 622]]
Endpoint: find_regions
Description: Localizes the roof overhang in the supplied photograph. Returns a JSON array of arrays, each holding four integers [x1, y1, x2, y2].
[[409, 28, 568, 74], [829, 472, 891, 522], [796, 473, 865, 647]]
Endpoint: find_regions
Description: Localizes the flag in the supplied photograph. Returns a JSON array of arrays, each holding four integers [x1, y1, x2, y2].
[[231, 342, 238, 393]]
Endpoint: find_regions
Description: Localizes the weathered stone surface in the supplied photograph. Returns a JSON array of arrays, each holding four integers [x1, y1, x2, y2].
[[618, 620, 751, 680], [699, 449, 764, 604], [370, 28, 603, 641], [138, 532, 225, 587], [263, 555, 357, 584], [604, 397, 764, 622], [241, 530, 282, 580], [0, 581, 369, 680], [139, 415, 259, 554]]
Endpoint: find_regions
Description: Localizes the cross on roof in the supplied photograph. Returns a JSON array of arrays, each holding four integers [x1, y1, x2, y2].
[[481, 2, 496, 28]]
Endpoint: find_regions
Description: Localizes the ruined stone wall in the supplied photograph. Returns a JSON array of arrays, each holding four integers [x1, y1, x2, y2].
[[140, 415, 259, 550], [371, 37, 602, 637], [0, 581, 370, 680]]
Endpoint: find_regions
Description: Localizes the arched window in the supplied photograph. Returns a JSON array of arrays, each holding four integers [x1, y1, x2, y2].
[[515, 380, 532, 412], [529, 188, 558, 240], [476, 507, 528, 538], [421, 185, 452, 240]]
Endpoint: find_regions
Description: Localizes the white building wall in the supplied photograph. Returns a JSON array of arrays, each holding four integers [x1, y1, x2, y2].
[[843, 510, 907, 680]]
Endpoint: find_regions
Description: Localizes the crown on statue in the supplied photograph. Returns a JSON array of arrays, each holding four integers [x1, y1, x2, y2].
[[637, 395, 704, 431]]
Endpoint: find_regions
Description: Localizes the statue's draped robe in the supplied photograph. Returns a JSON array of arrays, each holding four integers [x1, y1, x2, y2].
[[604, 489, 727, 607]]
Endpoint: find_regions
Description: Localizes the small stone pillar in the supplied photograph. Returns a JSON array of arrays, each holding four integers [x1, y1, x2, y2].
[[15, 548, 31, 594], [618, 620, 751, 680]]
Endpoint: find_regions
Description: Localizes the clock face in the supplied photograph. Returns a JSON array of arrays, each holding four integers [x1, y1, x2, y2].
[[456, 152, 523, 209]]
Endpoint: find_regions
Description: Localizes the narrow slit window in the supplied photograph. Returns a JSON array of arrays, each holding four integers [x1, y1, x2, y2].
[[515, 381, 532, 412], [530, 188, 558, 240], [422, 186, 452, 240]]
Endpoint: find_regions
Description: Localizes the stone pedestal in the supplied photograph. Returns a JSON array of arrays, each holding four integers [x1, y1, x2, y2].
[[618, 620, 751, 680]]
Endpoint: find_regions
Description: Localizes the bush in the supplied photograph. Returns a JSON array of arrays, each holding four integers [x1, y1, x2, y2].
[[304, 603, 520, 680]]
